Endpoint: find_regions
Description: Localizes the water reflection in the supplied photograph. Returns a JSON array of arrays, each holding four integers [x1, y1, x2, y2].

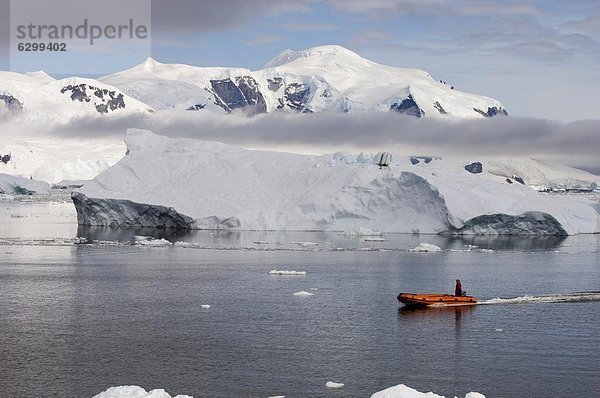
[[76, 225, 191, 242], [75, 225, 570, 252], [446, 235, 567, 251], [398, 305, 476, 333]]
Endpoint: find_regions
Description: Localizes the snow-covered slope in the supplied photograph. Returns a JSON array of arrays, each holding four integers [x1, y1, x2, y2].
[[100, 45, 507, 118], [0, 71, 153, 123], [72, 130, 600, 235], [0, 137, 126, 183]]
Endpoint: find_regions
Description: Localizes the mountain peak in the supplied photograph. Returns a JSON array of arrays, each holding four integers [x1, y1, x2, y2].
[[143, 57, 160, 72], [264, 45, 366, 68]]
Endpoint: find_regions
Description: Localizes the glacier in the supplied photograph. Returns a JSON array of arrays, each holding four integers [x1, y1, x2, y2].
[[72, 129, 600, 235]]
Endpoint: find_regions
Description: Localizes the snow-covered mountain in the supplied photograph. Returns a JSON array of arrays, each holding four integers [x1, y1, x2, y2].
[[72, 130, 600, 235], [0, 71, 153, 122], [100, 45, 507, 118]]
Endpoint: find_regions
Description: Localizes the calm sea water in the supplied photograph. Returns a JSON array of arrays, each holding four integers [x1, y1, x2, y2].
[[0, 199, 598, 397]]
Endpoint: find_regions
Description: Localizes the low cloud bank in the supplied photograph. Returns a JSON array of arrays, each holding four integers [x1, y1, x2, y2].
[[1, 112, 598, 173]]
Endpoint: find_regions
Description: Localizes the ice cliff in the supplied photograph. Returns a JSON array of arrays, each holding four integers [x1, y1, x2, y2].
[[72, 130, 600, 235]]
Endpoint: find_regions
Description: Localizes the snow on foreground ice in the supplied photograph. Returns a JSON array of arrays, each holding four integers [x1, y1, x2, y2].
[[72, 129, 600, 235], [94, 384, 485, 398], [370, 384, 485, 398], [93, 385, 192, 398]]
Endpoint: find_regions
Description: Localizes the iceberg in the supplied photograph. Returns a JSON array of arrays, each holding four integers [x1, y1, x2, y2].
[[0, 173, 49, 195], [72, 130, 600, 235]]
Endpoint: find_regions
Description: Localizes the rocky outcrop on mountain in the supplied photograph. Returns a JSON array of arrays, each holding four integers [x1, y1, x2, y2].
[[390, 94, 424, 118], [277, 82, 312, 112], [465, 162, 483, 174], [0, 94, 23, 112], [473, 106, 508, 117], [208, 76, 267, 115], [60, 84, 127, 114]]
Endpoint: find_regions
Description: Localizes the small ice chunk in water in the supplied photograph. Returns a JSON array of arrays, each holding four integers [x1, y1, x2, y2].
[[409, 243, 441, 252], [293, 291, 314, 297], [93, 385, 193, 398], [370, 384, 486, 398], [326, 381, 344, 389], [495, 328, 503, 332], [291, 241, 319, 247], [269, 270, 307, 276], [201, 305, 211, 309]]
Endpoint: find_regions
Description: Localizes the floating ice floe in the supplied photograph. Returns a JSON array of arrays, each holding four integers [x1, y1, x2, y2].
[[269, 270, 307, 276], [409, 243, 442, 252], [133, 237, 172, 246], [293, 291, 315, 297], [93, 384, 486, 398], [370, 384, 485, 398], [201, 305, 211, 309], [495, 328, 503, 332], [93, 385, 193, 398], [291, 241, 319, 247], [364, 237, 387, 242]]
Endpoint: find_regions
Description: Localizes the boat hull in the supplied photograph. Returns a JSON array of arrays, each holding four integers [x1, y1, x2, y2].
[[397, 293, 477, 307]]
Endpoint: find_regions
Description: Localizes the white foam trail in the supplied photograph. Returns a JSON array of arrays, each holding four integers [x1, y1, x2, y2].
[[478, 292, 600, 305]]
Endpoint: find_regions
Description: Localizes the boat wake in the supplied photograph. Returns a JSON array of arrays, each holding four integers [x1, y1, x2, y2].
[[478, 292, 600, 305]]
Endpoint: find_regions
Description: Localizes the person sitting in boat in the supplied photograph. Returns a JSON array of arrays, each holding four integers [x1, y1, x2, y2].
[[455, 279, 464, 296]]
